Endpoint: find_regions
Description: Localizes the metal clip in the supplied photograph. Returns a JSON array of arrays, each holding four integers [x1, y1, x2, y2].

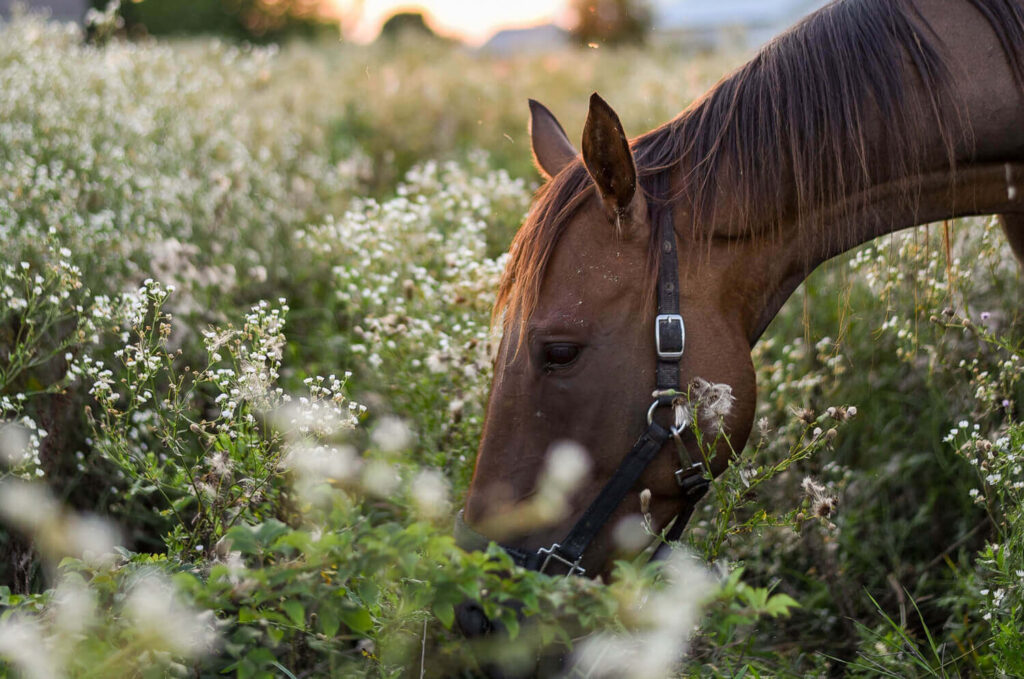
[[537, 543, 585, 577]]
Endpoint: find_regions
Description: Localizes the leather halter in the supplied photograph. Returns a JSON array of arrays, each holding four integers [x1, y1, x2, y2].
[[455, 179, 710, 576]]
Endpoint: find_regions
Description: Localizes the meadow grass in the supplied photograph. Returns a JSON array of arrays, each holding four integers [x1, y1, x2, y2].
[[0, 10, 1022, 678]]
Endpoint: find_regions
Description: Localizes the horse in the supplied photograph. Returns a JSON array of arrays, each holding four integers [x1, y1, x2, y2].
[[455, 0, 1024, 610]]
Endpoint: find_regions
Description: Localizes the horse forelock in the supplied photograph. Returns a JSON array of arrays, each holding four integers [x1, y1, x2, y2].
[[496, 0, 1024, 336]]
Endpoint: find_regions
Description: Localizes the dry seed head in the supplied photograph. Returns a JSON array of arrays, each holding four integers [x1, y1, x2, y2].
[[801, 477, 826, 497], [639, 488, 652, 515], [815, 497, 837, 518], [801, 476, 838, 520]]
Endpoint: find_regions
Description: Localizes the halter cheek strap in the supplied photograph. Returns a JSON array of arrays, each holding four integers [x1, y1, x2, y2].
[[455, 182, 710, 576]]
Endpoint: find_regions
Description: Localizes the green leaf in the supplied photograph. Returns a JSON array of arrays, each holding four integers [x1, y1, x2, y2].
[[270, 662, 298, 679], [319, 602, 340, 637], [238, 607, 260, 624], [215, 433, 232, 451], [764, 593, 800, 618], [282, 600, 305, 628], [255, 519, 290, 547], [434, 600, 454, 629], [357, 580, 379, 607], [225, 525, 260, 555], [501, 612, 520, 641], [340, 606, 373, 634]]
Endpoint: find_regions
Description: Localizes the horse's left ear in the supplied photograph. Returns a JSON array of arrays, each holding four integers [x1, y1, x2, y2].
[[529, 99, 577, 179], [582, 92, 637, 221]]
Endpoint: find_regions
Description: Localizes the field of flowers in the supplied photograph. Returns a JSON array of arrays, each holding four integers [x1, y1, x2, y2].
[[1, 8, 1023, 678]]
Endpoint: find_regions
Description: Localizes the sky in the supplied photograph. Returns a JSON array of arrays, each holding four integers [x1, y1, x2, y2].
[[327, 0, 573, 45]]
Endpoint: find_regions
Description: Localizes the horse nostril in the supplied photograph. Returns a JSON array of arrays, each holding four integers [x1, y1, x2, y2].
[[455, 600, 493, 638]]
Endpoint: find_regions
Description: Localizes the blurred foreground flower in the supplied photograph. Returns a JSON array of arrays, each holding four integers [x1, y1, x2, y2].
[[371, 415, 413, 453], [124, 572, 218, 657], [573, 550, 714, 678], [0, 479, 119, 567], [0, 615, 59, 679], [474, 440, 591, 540], [411, 469, 450, 519]]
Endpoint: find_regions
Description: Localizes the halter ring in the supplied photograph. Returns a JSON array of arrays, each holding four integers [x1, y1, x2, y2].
[[646, 398, 690, 439]]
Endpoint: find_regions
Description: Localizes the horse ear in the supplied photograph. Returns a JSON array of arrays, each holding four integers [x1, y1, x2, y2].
[[529, 99, 577, 179], [582, 92, 637, 219]]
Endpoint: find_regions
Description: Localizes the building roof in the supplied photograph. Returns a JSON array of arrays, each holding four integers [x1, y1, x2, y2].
[[482, 24, 569, 55], [654, 0, 830, 31]]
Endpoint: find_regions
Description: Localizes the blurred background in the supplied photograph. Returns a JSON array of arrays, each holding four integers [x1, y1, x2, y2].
[[0, 0, 829, 49]]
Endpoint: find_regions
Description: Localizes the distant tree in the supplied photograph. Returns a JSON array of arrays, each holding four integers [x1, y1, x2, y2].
[[570, 0, 652, 46], [378, 11, 438, 41], [93, 0, 339, 42]]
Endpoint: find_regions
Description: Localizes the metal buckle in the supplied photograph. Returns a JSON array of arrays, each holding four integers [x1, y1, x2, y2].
[[675, 463, 710, 501], [655, 314, 685, 360], [537, 543, 585, 577], [674, 462, 704, 487]]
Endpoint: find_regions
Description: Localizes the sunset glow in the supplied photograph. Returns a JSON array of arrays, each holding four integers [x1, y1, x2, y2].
[[328, 0, 572, 45]]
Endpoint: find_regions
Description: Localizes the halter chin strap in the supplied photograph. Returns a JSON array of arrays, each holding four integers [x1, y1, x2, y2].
[[456, 184, 710, 576]]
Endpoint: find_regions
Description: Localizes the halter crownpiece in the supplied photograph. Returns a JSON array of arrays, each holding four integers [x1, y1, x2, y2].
[[455, 180, 710, 576]]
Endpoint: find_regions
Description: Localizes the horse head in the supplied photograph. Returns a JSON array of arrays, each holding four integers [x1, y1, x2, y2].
[[458, 94, 758, 580]]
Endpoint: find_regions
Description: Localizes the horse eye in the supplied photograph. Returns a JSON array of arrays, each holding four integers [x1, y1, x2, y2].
[[542, 343, 580, 369]]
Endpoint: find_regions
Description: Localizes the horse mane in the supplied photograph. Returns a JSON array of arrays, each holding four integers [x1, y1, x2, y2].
[[496, 0, 1024, 333]]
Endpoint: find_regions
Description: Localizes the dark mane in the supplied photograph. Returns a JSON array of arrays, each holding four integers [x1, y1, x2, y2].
[[496, 0, 1024, 330]]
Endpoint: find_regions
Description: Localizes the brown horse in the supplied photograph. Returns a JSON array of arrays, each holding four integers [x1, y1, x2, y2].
[[458, 0, 1024, 586]]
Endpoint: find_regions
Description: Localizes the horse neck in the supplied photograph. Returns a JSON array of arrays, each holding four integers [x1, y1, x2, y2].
[[734, 0, 1024, 344]]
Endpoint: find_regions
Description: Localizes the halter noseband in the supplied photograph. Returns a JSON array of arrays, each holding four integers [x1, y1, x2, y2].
[[455, 183, 710, 576]]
